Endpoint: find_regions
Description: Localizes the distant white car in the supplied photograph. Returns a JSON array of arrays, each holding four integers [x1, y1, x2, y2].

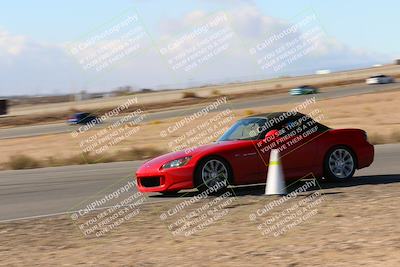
[[366, 75, 394, 85]]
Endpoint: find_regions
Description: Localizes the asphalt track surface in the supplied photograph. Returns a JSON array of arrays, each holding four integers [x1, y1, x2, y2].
[[0, 83, 398, 140], [0, 144, 399, 222]]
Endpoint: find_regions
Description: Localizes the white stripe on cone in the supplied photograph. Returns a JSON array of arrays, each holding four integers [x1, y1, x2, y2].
[[265, 149, 287, 195]]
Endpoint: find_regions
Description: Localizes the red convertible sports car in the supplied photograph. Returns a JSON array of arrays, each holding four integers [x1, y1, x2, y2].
[[136, 112, 374, 194]]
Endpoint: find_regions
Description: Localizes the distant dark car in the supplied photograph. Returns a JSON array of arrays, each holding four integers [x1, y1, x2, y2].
[[67, 112, 99, 125], [0, 99, 7, 115]]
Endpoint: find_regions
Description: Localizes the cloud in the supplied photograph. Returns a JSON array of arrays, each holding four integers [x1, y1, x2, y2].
[[157, 6, 391, 79], [0, 29, 82, 96], [0, 5, 394, 95], [0, 30, 27, 56]]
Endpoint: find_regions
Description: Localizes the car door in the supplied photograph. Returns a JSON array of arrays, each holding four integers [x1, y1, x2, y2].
[[257, 115, 319, 180], [219, 118, 270, 185], [229, 140, 267, 185]]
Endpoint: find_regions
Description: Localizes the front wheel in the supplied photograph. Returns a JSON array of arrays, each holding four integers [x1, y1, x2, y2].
[[324, 147, 356, 181], [195, 156, 231, 192]]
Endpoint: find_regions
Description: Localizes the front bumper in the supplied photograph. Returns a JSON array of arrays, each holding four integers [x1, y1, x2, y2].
[[136, 165, 194, 193]]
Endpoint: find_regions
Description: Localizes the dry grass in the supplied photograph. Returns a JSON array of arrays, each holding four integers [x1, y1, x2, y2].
[[244, 110, 255, 115], [368, 132, 387, 145], [368, 130, 400, 145], [7, 155, 40, 170], [211, 89, 221, 96], [115, 147, 166, 161], [390, 130, 400, 143], [182, 91, 198, 99], [5, 147, 166, 170], [150, 120, 162, 125]]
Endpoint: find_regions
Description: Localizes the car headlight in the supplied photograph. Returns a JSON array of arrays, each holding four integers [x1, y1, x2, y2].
[[162, 156, 192, 169]]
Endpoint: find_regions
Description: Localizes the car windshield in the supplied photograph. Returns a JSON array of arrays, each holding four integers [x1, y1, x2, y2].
[[218, 118, 267, 141]]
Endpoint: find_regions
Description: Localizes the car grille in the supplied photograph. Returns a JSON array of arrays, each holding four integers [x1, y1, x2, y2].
[[140, 177, 161, 187]]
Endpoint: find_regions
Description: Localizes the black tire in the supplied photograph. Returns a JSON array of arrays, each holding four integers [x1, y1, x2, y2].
[[194, 156, 232, 192], [324, 146, 356, 181]]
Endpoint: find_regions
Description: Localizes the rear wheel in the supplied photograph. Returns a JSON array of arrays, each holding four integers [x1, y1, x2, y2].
[[324, 146, 356, 181], [195, 156, 231, 192]]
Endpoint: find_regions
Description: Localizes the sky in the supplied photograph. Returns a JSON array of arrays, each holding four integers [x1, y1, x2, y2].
[[0, 0, 398, 96]]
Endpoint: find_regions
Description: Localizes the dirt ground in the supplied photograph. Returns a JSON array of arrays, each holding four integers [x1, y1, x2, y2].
[[1, 177, 399, 266], [1, 88, 400, 169]]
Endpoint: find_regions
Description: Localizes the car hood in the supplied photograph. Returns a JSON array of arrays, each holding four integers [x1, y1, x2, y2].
[[137, 140, 243, 171]]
